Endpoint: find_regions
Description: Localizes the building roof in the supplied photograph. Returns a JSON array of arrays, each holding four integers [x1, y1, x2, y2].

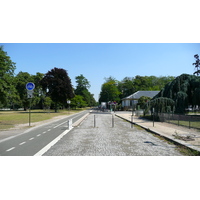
[[122, 91, 159, 100]]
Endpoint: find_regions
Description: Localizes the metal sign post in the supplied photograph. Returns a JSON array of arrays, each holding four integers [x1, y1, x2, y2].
[[67, 100, 71, 114], [26, 82, 35, 126]]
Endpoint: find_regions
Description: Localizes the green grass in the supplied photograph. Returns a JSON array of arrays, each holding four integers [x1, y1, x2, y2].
[[0, 108, 86, 130]]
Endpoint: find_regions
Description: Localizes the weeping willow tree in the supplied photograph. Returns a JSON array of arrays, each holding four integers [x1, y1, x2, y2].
[[146, 74, 200, 114], [144, 97, 175, 116]]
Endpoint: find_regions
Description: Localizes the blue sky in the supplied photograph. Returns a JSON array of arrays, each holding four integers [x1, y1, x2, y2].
[[1, 43, 200, 101]]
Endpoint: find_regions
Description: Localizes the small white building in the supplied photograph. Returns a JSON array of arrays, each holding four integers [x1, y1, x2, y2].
[[122, 91, 159, 109]]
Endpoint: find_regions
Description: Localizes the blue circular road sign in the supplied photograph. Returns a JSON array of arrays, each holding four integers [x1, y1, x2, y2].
[[26, 82, 35, 91]]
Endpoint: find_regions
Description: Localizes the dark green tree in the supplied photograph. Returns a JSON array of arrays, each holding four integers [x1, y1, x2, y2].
[[118, 77, 135, 99], [152, 74, 200, 114], [40, 67, 74, 112], [0, 46, 16, 105], [15, 71, 33, 110]]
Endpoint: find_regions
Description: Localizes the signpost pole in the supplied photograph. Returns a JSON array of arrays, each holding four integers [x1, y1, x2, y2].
[[29, 99, 31, 126], [26, 82, 35, 127]]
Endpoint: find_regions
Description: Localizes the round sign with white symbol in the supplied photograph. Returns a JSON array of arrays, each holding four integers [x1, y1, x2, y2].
[[26, 82, 35, 91]]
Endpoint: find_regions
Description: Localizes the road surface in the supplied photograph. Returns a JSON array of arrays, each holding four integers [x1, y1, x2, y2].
[[44, 111, 183, 156], [0, 110, 89, 156]]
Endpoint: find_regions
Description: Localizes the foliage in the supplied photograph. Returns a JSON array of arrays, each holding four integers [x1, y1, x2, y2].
[[99, 75, 174, 104], [70, 95, 87, 109], [40, 67, 74, 112], [75, 74, 96, 107], [144, 97, 175, 115], [137, 96, 151, 109], [118, 77, 135, 99], [75, 74, 91, 91], [0, 46, 16, 105], [99, 77, 121, 103], [43, 97, 52, 109], [193, 54, 200, 76], [15, 71, 33, 110], [152, 74, 200, 114]]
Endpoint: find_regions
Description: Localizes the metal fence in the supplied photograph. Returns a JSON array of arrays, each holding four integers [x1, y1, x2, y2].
[[158, 113, 200, 130]]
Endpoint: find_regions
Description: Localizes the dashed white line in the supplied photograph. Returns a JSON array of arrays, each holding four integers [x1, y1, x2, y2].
[[6, 147, 15, 152], [43, 131, 46, 134], [29, 137, 34, 140], [37, 134, 41, 137], [34, 128, 73, 156], [48, 129, 51, 132], [53, 121, 67, 129], [19, 142, 26, 145]]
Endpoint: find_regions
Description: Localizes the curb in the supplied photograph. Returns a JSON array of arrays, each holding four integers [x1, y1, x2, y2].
[[72, 113, 90, 127]]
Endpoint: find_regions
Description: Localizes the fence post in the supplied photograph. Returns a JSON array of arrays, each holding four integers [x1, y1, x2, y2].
[[94, 115, 96, 127], [153, 108, 155, 127], [131, 115, 133, 128], [178, 115, 179, 126], [189, 116, 191, 129], [112, 114, 114, 128]]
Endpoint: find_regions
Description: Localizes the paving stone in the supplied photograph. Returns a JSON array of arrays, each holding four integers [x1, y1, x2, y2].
[[44, 113, 183, 156]]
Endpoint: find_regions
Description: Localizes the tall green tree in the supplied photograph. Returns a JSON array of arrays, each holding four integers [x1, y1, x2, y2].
[[75, 74, 96, 107], [0, 46, 16, 105], [40, 67, 74, 112], [75, 74, 91, 92], [15, 71, 33, 110], [99, 77, 121, 103]]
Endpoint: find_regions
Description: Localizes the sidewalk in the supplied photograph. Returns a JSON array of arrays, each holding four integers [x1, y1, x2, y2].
[[115, 111, 200, 153]]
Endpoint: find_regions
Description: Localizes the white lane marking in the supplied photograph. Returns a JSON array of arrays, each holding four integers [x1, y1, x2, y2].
[[37, 134, 41, 137], [48, 129, 51, 132], [34, 127, 74, 156], [19, 142, 26, 145], [6, 147, 15, 152], [43, 131, 46, 134], [29, 137, 34, 140], [53, 121, 67, 129]]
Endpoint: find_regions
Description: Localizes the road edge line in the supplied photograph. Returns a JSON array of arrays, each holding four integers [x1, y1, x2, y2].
[[34, 127, 74, 156]]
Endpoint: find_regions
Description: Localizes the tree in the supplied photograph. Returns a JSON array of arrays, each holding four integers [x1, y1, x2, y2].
[[99, 77, 121, 103], [75, 74, 96, 107], [152, 74, 200, 114], [193, 54, 200, 76], [43, 97, 52, 111], [15, 71, 33, 110], [40, 67, 74, 112], [75, 74, 90, 92], [0, 46, 16, 105], [70, 95, 87, 109], [137, 96, 151, 109], [118, 77, 135, 99]]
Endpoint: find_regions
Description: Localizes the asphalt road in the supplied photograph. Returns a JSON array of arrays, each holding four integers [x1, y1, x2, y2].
[[0, 110, 89, 156]]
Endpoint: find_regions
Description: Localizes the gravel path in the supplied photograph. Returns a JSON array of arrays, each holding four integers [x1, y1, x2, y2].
[[44, 112, 183, 156]]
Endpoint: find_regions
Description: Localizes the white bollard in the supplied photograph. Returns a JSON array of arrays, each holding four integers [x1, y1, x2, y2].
[[68, 119, 72, 130]]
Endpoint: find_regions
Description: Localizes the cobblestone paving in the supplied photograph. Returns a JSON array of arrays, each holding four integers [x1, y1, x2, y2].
[[44, 113, 183, 156]]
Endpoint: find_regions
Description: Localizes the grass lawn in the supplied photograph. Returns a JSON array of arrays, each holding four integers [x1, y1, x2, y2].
[[0, 108, 87, 130]]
